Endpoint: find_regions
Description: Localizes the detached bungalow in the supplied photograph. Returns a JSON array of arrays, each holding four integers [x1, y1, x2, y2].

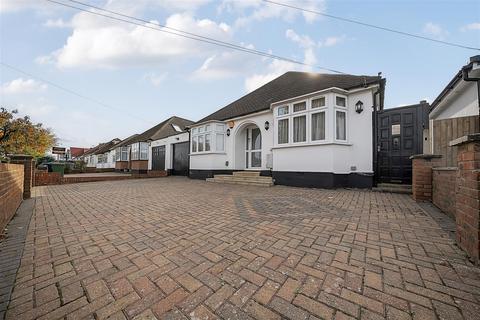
[[94, 138, 121, 170], [114, 116, 194, 174], [189, 71, 385, 188], [428, 55, 480, 166], [148, 116, 194, 175], [83, 143, 105, 169]]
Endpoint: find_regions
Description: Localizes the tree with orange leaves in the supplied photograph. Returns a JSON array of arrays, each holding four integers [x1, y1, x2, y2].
[[0, 108, 56, 158]]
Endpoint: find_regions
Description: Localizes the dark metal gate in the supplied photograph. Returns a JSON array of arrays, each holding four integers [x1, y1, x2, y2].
[[376, 103, 428, 184], [151, 146, 165, 171], [172, 142, 189, 176]]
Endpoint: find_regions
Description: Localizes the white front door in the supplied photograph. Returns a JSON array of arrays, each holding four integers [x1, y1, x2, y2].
[[245, 127, 261, 169]]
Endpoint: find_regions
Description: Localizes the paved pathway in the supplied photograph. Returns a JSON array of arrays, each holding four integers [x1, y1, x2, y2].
[[2, 177, 479, 319]]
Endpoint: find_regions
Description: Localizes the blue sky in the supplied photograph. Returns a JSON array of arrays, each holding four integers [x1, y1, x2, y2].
[[1, 0, 479, 147]]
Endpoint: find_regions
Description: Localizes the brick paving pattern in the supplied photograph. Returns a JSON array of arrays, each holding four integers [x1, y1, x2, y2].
[[2, 177, 480, 319]]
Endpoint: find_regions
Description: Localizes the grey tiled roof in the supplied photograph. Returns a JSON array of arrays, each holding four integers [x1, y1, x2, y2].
[[196, 72, 382, 123]]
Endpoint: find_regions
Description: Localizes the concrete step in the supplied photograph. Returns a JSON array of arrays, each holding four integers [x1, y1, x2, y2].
[[373, 183, 412, 194], [206, 172, 273, 187], [233, 171, 261, 177]]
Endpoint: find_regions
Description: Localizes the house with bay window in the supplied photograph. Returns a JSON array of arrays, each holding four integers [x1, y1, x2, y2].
[[189, 71, 385, 188], [114, 134, 138, 172], [148, 116, 194, 175]]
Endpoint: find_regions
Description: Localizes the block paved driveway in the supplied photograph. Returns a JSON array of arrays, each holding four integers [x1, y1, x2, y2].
[[3, 177, 480, 320]]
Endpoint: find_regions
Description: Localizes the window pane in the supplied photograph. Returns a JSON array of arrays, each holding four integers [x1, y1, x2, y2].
[[312, 97, 325, 108], [293, 116, 306, 142], [312, 112, 325, 141], [278, 119, 289, 144], [216, 133, 224, 151], [251, 152, 261, 167], [336, 96, 346, 107], [251, 128, 261, 150], [199, 126, 204, 133], [205, 125, 211, 132], [216, 124, 224, 132], [140, 142, 148, 160], [293, 101, 306, 112], [336, 111, 346, 140], [192, 128, 197, 134], [198, 135, 204, 152], [205, 134, 211, 151], [192, 136, 197, 152], [278, 106, 289, 116], [131, 143, 138, 160]]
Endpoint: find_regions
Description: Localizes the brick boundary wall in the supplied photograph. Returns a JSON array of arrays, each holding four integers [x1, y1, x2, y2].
[[9, 155, 34, 199], [410, 154, 442, 201], [0, 163, 24, 233], [432, 167, 457, 219], [34, 170, 168, 186], [450, 134, 480, 264]]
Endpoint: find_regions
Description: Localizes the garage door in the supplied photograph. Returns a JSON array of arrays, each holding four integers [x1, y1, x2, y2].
[[172, 142, 189, 176], [151, 146, 165, 171]]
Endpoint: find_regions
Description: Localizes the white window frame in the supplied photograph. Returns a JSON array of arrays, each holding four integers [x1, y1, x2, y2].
[[335, 94, 347, 108], [334, 109, 348, 142], [311, 110, 327, 142], [130, 142, 149, 160], [191, 123, 225, 154]]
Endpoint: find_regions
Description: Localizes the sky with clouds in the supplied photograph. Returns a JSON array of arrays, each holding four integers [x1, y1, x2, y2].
[[1, 0, 479, 147]]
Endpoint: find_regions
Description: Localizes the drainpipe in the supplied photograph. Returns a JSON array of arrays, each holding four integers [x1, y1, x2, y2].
[[462, 55, 480, 130], [372, 74, 383, 186]]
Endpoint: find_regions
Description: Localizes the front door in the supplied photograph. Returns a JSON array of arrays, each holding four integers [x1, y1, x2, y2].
[[245, 127, 261, 169], [172, 142, 189, 176], [152, 146, 165, 171]]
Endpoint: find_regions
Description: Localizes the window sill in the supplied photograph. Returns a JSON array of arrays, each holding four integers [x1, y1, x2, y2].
[[190, 152, 227, 156], [272, 141, 352, 149]]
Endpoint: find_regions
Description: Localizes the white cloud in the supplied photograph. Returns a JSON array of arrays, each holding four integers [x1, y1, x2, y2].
[[144, 72, 168, 86], [461, 22, 480, 31], [322, 35, 345, 47], [244, 59, 297, 92], [0, 0, 42, 13], [286, 29, 315, 48], [220, 0, 326, 28], [43, 12, 233, 68], [1, 78, 47, 94], [423, 22, 448, 39], [44, 18, 70, 28]]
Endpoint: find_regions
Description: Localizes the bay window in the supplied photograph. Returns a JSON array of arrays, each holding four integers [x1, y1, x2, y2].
[[130, 142, 149, 160], [191, 123, 225, 153], [115, 147, 129, 161], [275, 93, 348, 145]]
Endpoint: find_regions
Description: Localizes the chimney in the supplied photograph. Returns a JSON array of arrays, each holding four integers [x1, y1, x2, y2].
[[419, 100, 428, 104]]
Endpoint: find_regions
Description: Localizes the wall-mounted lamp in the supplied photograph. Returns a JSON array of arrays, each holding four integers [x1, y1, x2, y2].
[[355, 100, 364, 114], [264, 121, 270, 130], [226, 129, 231, 136]]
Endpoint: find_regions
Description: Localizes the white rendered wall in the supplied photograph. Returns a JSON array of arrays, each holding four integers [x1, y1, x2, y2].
[[148, 132, 189, 170], [272, 89, 375, 173], [430, 81, 478, 121], [96, 150, 116, 169]]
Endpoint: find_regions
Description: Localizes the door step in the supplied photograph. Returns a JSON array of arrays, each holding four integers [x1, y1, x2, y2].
[[373, 183, 412, 194], [206, 171, 273, 187]]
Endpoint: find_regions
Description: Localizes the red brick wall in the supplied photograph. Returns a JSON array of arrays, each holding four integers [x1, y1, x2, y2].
[[131, 160, 148, 171], [146, 170, 168, 177], [432, 168, 457, 218], [455, 141, 480, 263], [411, 156, 442, 201], [35, 171, 62, 186], [115, 161, 129, 170], [0, 163, 24, 233]]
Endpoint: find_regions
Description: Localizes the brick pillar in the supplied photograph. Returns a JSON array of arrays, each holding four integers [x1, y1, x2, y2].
[[10, 155, 34, 199], [450, 134, 480, 263], [410, 154, 442, 201]]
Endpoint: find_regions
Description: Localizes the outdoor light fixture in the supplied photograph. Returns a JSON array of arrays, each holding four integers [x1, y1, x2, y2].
[[226, 129, 231, 136], [355, 100, 364, 113], [264, 121, 270, 130]]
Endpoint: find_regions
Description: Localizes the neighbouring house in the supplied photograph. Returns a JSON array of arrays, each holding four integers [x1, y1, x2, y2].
[[428, 55, 480, 166], [117, 116, 194, 174], [69, 147, 90, 160], [94, 138, 121, 170], [83, 143, 105, 169], [189, 71, 385, 188], [148, 117, 194, 176], [113, 134, 139, 172]]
